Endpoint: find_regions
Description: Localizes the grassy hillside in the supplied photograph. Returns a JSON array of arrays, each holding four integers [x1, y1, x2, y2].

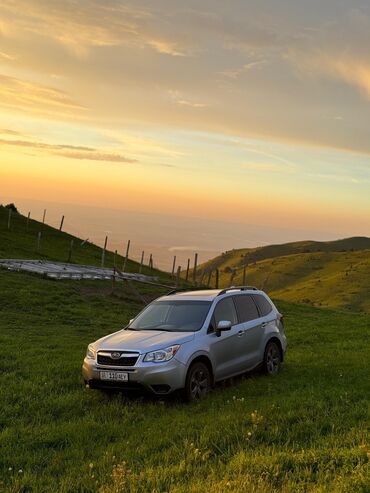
[[195, 239, 370, 313], [201, 237, 370, 271], [0, 204, 168, 280], [0, 268, 369, 492]]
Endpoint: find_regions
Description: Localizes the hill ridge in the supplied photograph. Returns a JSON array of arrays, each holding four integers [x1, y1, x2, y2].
[[195, 238, 370, 313]]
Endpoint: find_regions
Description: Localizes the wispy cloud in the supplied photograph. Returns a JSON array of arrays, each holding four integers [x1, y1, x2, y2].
[[241, 161, 296, 173], [169, 90, 207, 108], [306, 172, 364, 184], [0, 50, 16, 61], [148, 39, 186, 57], [220, 60, 266, 79], [0, 137, 137, 163], [0, 128, 24, 136], [0, 0, 188, 58], [0, 74, 86, 118]]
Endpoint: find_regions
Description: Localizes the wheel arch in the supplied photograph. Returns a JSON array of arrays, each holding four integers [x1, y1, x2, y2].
[[187, 354, 215, 386], [265, 336, 284, 362]]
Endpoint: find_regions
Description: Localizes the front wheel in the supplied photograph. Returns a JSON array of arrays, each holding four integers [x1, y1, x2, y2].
[[184, 362, 211, 402], [263, 341, 281, 375]]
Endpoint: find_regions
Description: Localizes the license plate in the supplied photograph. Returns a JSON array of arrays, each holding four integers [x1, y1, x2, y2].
[[100, 371, 129, 382]]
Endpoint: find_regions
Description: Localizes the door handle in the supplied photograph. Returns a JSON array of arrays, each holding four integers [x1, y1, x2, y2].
[[237, 330, 244, 337], [261, 322, 267, 329]]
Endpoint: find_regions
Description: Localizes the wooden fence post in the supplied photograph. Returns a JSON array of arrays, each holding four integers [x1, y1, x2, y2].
[[192, 253, 198, 286], [185, 258, 190, 282], [68, 239, 74, 262], [113, 249, 117, 269], [215, 269, 219, 289], [123, 240, 130, 272], [7, 208, 12, 230], [242, 265, 247, 285], [26, 212, 30, 231], [229, 270, 236, 287], [176, 266, 181, 287], [200, 271, 206, 286], [149, 254, 153, 270], [36, 232, 41, 253], [171, 255, 177, 278], [42, 209, 47, 224], [139, 251, 144, 273], [59, 215, 65, 231], [112, 266, 116, 292], [101, 235, 108, 268], [207, 270, 212, 287]]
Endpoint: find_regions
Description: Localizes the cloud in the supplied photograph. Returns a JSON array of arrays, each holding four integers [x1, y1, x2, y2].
[[169, 90, 207, 108], [220, 60, 267, 79], [0, 138, 94, 152], [148, 39, 186, 57], [0, 0, 189, 57], [306, 172, 363, 184], [0, 137, 137, 163], [0, 50, 16, 61], [241, 162, 296, 173], [0, 73, 86, 118], [1, 0, 370, 156], [56, 151, 137, 163], [0, 128, 23, 136], [320, 57, 370, 100]]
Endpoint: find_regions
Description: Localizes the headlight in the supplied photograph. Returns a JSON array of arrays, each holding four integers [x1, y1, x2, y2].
[[143, 345, 180, 363], [86, 344, 96, 360]]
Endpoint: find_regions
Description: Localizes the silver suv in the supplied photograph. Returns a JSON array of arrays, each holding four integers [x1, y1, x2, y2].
[[83, 287, 287, 401]]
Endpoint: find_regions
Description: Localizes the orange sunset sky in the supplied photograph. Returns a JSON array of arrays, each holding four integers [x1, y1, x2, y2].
[[0, 0, 369, 266]]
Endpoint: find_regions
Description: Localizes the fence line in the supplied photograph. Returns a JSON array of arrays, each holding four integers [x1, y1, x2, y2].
[[1, 205, 206, 284]]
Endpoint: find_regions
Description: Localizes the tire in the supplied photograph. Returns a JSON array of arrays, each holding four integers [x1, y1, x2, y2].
[[263, 341, 281, 375], [184, 362, 211, 402]]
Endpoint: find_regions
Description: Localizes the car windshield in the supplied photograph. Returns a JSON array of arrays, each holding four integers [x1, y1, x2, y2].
[[128, 300, 212, 332]]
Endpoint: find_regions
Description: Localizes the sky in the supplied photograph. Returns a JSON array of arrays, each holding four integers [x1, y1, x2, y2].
[[0, 0, 369, 268]]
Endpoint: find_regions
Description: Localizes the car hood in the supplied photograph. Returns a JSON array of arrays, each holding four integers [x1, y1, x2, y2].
[[95, 329, 195, 353]]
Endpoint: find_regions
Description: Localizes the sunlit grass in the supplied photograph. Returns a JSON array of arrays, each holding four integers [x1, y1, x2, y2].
[[0, 269, 369, 492]]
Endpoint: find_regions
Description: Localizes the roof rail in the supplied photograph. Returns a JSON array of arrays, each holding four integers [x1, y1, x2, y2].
[[166, 287, 210, 296], [217, 286, 259, 296]]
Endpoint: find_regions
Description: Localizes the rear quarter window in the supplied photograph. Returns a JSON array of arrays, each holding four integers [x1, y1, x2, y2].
[[252, 294, 273, 317]]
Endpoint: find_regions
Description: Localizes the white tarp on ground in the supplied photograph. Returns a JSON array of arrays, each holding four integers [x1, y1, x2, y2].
[[0, 259, 159, 282]]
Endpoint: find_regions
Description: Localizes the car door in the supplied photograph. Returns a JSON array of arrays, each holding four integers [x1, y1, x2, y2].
[[233, 294, 263, 369], [208, 296, 247, 380]]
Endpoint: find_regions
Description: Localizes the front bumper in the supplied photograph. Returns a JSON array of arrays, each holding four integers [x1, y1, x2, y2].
[[82, 356, 187, 395]]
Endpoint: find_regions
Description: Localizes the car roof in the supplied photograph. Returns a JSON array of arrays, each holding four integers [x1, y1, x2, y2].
[[159, 287, 265, 302]]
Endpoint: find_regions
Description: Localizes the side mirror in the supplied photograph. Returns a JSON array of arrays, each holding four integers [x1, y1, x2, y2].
[[215, 320, 232, 337]]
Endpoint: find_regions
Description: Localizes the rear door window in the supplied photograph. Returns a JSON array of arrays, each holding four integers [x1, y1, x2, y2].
[[233, 295, 259, 323], [252, 294, 273, 316]]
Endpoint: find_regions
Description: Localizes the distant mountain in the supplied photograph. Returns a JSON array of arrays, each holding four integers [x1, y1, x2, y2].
[[194, 238, 370, 313]]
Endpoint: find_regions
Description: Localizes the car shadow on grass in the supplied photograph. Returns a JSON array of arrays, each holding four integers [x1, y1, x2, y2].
[[92, 367, 265, 406]]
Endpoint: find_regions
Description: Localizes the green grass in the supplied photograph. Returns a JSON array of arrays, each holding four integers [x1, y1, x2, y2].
[[0, 205, 168, 280], [0, 269, 369, 492], [194, 241, 370, 313]]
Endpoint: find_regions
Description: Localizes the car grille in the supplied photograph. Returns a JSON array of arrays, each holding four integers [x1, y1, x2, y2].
[[97, 352, 139, 367]]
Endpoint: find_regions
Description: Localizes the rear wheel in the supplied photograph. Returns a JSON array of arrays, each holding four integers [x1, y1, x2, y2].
[[184, 362, 211, 402], [263, 341, 281, 375]]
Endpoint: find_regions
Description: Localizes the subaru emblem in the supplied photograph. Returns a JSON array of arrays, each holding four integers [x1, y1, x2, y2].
[[111, 352, 121, 360]]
